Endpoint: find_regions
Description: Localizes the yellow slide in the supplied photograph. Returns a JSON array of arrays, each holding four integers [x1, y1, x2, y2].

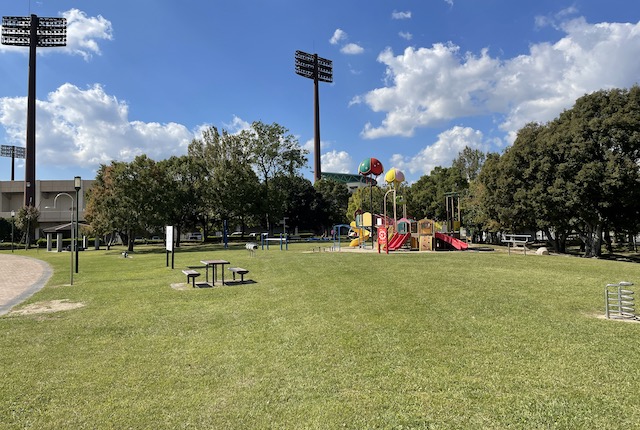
[[349, 221, 370, 247]]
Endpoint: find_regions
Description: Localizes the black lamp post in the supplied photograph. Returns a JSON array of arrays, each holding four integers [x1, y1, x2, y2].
[[10, 210, 15, 253], [74, 176, 81, 273]]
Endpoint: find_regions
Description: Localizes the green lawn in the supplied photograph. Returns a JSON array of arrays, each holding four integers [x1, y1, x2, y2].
[[2, 244, 640, 429]]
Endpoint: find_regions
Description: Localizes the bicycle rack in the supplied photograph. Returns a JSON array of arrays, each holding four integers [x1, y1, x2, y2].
[[605, 282, 636, 320]]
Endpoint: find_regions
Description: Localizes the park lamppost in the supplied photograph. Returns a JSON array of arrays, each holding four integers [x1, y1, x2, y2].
[[1, 15, 67, 206], [10, 210, 15, 253], [51, 193, 75, 286], [295, 50, 333, 183], [74, 176, 81, 273]]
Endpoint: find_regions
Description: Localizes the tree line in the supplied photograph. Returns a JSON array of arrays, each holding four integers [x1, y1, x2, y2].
[[76, 87, 640, 257], [84, 121, 350, 250]]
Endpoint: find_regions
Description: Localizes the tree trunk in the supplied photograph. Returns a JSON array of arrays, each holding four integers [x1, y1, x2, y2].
[[580, 223, 603, 258], [543, 227, 560, 253], [604, 228, 613, 253]]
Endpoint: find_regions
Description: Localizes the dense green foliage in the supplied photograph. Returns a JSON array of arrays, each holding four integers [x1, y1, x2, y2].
[[2, 246, 640, 428], [478, 87, 640, 256], [85, 121, 351, 248]]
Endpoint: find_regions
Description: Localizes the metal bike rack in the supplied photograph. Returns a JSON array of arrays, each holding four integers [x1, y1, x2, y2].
[[605, 282, 635, 320]]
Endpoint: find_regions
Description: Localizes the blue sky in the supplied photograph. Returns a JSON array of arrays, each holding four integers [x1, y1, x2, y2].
[[1, 0, 640, 184]]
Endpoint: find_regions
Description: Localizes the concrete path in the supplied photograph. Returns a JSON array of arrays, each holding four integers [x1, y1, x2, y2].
[[0, 254, 53, 316]]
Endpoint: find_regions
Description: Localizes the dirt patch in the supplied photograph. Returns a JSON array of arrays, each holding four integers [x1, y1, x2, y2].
[[592, 313, 640, 323], [10, 299, 85, 316]]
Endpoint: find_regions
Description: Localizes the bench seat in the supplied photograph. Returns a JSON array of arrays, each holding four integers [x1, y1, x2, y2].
[[182, 269, 201, 287], [228, 267, 249, 283]]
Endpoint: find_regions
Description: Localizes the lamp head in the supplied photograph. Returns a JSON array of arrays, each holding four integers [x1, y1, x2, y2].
[[74, 176, 81, 191]]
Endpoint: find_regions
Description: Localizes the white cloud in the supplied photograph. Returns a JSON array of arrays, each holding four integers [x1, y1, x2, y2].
[[392, 11, 412, 20], [444, 0, 454, 6], [63, 9, 113, 60], [0, 9, 113, 59], [0, 83, 193, 168], [302, 140, 352, 172], [222, 115, 252, 134], [356, 18, 640, 141], [399, 32, 413, 41], [321, 150, 353, 173], [303, 138, 331, 153], [330, 29, 348, 45], [391, 126, 487, 177], [341, 43, 365, 55]]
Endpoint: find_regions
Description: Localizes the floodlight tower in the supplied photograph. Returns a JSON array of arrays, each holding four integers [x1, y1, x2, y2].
[[295, 50, 333, 183], [1, 15, 67, 206]]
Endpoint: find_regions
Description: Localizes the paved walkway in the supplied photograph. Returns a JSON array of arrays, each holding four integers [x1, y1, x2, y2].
[[0, 253, 53, 316]]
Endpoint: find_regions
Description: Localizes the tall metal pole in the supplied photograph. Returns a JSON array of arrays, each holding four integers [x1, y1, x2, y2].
[[25, 15, 38, 207], [295, 50, 332, 184], [2, 14, 67, 206], [11, 146, 15, 181], [11, 211, 15, 253], [313, 55, 321, 183], [74, 176, 81, 273]]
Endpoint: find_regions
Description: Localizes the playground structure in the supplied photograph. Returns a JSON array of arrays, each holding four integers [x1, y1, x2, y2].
[[333, 157, 469, 253]]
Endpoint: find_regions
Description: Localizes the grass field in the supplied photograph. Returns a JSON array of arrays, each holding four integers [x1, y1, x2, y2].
[[1, 243, 640, 429]]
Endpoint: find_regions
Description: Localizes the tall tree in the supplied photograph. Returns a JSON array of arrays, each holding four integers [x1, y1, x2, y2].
[[314, 179, 350, 231], [188, 126, 261, 235], [407, 166, 467, 221], [452, 146, 486, 182], [479, 87, 640, 256], [85, 155, 166, 251], [239, 121, 308, 231], [159, 155, 210, 244]]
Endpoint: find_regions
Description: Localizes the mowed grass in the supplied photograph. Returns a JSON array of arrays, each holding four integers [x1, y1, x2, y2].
[[2, 244, 640, 429]]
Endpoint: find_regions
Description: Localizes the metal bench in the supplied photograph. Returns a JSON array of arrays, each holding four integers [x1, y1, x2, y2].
[[246, 242, 258, 256], [228, 267, 249, 283], [181, 269, 201, 287]]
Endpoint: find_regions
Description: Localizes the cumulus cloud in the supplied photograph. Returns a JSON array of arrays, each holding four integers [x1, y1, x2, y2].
[[392, 11, 412, 20], [0, 83, 193, 169], [330, 28, 365, 55], [356, 18, 640, 141], [330, 29, 348, 45], [321, 150, 353, 173], [302, 140, 351, 172], [63, 9, 113, 60], [222, 115, 251, 134], [399, 32, 413, 41], [341, 43, 365, 55], [390, 126, 487, 177]]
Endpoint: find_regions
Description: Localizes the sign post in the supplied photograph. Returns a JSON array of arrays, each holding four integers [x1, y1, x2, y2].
[[166, 226, 174, 269]]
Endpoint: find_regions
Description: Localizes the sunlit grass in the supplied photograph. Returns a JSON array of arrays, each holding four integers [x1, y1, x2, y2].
[[2, 244, 640, 429]]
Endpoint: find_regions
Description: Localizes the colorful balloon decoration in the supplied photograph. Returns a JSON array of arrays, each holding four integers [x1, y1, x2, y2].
[[358, 158, 384, 176], [384, 167, 405, 187]]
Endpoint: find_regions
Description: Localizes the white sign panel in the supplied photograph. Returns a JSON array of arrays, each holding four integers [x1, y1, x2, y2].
[[166, 226, 174, 252]]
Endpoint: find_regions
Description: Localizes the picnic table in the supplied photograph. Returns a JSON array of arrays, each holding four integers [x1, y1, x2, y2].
[[502, 234, 531, 255], [200, 259, 230, 286]]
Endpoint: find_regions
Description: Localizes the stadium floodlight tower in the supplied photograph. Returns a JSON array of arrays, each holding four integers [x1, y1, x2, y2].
[[295, 50, 333, 183], [1, 15, 67, 207]]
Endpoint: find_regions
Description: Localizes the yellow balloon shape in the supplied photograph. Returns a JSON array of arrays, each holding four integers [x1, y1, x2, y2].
[[384, 168, 405, 185]]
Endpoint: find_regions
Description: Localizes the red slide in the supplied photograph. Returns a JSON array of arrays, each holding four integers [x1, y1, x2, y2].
[[386, 232, 411, 251], [435, 232, 469, 250]]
